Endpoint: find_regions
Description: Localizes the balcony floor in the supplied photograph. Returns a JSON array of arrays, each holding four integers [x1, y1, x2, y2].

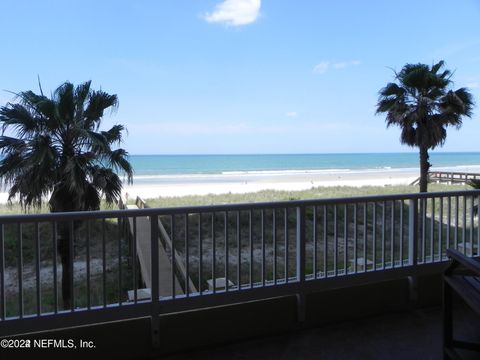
[[163, 305, 480, 360]]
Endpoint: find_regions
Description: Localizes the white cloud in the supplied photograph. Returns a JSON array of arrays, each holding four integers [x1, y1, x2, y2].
[[285, 111, 298, 118], [313, 60, 360, 74], [467, 82, 479, 89], [313, 62, 330, 74], [204, 0, 261, 26]]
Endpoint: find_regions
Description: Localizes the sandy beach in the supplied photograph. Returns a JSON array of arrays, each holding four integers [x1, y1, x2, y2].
[[121, 168, 422, 200]]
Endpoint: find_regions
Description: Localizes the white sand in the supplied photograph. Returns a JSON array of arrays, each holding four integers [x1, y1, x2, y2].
[[121, 168, 421, 200]]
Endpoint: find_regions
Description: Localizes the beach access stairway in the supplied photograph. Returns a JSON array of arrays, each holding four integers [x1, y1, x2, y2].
[[122, 197, 196, 299], [411, 171, 480, 186]]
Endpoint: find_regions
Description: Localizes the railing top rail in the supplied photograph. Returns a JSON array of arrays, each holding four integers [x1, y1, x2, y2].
[[429, 170, 480, 176], [0, 189, 479, 223]]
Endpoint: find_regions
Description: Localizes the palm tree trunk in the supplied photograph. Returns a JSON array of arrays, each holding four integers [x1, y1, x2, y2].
[[419, 146, 430, 193], [50, 187, 75, 310]]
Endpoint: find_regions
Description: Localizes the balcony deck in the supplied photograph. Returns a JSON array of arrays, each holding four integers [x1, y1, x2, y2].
[[163, 305, 480, 360]]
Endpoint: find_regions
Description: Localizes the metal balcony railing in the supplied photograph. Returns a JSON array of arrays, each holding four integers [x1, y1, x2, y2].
[[1, 190, 479, 347]]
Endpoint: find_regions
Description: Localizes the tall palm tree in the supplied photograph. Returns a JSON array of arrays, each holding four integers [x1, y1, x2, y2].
[[0, 81, 133, 309], [376, 61, 474, 192]]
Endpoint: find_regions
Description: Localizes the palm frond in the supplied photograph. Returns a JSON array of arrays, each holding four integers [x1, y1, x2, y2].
[[82, 183, 101, 210], [0, 152, 25, 184], [107, 148, 133, 184], [90, 166, 122, 204], [399, 125, 417, 147], [452, 88, 474, 117], [431, 60, 445, 74], [54, 82, 75, 125], [82, 129, 109, 152], [379, 82, 406, 98], [0, 136, 26, 154], [0, 103, 42, 137], [74, 81, 92, 124], [84, 91, 118, 128], [101, 124, 125, 145]]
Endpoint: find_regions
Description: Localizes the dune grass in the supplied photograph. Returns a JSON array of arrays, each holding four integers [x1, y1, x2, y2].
[[0, 184, 469, 214], [141, 183, 469, 208]]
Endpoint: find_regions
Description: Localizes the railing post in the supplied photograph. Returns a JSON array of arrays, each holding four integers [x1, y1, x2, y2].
[[296, 206, 306, 323], [150, 215, 161, 349], [408, 199, 418, 267], [408, 199, 419, 305]]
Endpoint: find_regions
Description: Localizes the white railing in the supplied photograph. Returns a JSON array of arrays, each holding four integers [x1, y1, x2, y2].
[[0, 190, 479, 347]]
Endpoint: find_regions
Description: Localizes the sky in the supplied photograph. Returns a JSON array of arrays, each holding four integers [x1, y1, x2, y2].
[[1, 0, 480, 155]]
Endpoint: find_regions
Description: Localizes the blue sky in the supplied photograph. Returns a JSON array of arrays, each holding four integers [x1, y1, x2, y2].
[[1, 0, 479, 155]]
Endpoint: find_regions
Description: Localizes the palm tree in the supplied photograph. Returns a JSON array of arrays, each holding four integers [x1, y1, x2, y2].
[[376, 61, 474, 192], [0, 81, 133, 309]]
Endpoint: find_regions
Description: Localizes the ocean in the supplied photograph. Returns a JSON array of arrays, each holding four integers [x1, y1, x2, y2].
[[128, 152, 480, 178]]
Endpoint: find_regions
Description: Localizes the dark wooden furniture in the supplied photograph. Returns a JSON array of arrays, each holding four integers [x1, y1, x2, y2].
[[443, 249, 480, 359]]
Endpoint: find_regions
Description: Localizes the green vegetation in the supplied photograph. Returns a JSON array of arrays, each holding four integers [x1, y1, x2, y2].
[[376, 61, 474, 193], [141, 183, 466, 208]]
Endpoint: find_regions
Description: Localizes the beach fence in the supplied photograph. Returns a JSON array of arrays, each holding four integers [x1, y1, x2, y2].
[[1, 190, 480, 347], [410, 171, 480, 185]]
